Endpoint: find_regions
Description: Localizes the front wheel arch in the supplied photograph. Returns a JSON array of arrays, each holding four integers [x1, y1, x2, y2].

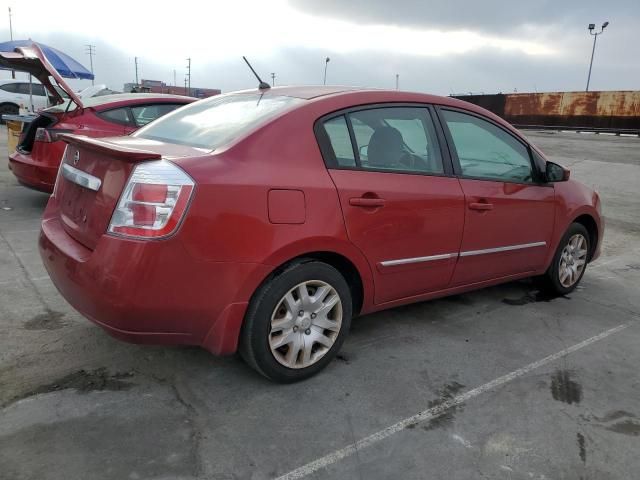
[[572, 214, 599, 262]]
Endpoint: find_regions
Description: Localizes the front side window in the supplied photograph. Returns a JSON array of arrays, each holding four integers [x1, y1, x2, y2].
[[130, 103, 184, 127], [442, 110, 533, 183], [134, 94, 304, 149]]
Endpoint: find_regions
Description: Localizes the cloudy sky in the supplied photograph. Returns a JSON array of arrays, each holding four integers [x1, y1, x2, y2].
[[1, 0, 638, 95]]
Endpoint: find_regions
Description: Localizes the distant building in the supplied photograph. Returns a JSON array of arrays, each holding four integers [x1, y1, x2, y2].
[[124, 79, 221, 98]]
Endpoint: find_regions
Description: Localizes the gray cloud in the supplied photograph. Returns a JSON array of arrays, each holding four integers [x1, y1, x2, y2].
[[288, 0, 638, 33]]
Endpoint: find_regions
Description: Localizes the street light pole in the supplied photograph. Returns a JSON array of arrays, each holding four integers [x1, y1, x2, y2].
[[186, 57, 191, 97], [586, 21, 609, 92], [8, 7, 15, 79], [323, 57, 330, 85], [85, 45, 96, 85]]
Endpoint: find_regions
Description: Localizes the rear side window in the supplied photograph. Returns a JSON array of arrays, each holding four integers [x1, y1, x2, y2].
[[130, 103, 184, 127], [98, 107, 132, 126], [0, 83, 19, 93], [319, 106, 444, 175], [134, 94, 304, 149], [442, 109, 533, 183]]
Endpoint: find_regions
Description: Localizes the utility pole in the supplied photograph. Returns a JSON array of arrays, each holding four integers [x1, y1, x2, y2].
[[186, 57, 191, 97], [173, 69, 176, 87], [8, 7, 15, 79], [271, 72, 276, 86], [395, 73, 399, 91], [586, 21, 609, 92], [85, 45, 96, 85], [323, 57, 330, 85], [184, 76, 187, 94], [134, 57, 139, 88]]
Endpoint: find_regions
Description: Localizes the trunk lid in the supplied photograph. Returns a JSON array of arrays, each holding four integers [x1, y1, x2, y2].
[[0, 44, 83, 108], [55, 135, 202, 249]]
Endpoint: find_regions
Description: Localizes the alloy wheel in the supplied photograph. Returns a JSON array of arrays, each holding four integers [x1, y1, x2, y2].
[[269, 280, 343, 369], [558, 233, 588, 288]]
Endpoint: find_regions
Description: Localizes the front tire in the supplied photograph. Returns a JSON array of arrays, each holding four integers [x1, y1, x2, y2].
[[540, 223, 590, 295], [239, 260, 352, 383]]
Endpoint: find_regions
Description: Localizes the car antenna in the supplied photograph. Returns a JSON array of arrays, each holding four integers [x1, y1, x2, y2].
[[243, 56, 271, 90]]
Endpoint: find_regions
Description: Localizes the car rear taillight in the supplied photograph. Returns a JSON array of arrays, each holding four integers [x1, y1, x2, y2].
[[35, 128, 73, 143], [108, 160, 195, 239]]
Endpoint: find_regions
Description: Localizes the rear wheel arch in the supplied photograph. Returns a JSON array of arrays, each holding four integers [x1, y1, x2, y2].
[[572, 214, 598, 261], [253, 251, 365, 317]]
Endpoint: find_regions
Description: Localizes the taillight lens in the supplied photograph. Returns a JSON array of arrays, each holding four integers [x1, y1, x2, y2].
[[35, 128, 73, 143], [35, 128, 52, 143], [108, 160, 195, 239]]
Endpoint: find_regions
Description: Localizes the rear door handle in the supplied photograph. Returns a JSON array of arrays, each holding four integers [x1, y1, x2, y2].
[[349, 197, 386, 208], [469, 202, 493, 211]]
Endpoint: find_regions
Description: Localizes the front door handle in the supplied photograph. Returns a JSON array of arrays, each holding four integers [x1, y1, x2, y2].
[[469, 202, 494, 211], [349, 197, 386, 208]]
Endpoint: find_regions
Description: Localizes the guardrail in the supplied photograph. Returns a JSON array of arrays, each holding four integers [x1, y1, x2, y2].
[[515, 124, 640, 136]]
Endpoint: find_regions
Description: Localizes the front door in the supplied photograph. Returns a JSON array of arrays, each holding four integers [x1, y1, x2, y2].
[[438, 108, 555, 286], [317, 105, 465, 304]]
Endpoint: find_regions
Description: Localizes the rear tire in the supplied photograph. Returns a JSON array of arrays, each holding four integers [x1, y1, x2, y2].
[[539, 223, 590, 295], [239, 259, 352, 383]]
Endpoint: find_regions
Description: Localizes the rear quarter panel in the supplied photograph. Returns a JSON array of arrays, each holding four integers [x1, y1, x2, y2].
[[173, 105, 376, 312]]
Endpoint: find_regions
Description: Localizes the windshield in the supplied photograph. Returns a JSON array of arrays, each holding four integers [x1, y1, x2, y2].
[[133, 93, 304, 149]]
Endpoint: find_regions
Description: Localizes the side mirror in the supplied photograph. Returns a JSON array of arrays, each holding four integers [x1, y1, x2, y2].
[[545, 161, 570, 182]]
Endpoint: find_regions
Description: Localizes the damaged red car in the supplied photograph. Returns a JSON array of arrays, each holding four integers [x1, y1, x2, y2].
[[1, 45, 194, 193], [39, 86, 603, 382]]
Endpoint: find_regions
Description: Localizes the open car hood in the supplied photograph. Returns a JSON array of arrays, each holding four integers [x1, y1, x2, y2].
[[0, 44, 83, 108]]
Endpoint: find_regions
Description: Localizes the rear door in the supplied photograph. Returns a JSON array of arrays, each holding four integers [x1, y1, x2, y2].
[[437, 108, 555, 286], [317, 105, 465, 304]]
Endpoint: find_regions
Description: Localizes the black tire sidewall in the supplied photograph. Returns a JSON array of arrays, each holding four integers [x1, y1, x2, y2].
[[546, 223, 590, 295], [240, 261, 352, 383]]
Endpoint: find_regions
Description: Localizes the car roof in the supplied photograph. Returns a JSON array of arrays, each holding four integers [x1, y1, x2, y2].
[[0, 78, 41, 85], [84, 93, 196, 109], [232, 85, 474, 108]]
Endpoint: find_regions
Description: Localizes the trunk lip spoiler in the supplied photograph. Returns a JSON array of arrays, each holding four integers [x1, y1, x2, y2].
[[0, 44, 84, 108], [59, 134, 163, 161]]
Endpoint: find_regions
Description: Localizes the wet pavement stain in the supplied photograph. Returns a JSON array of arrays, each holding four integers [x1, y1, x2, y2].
[[4, 368, 135, 407], [502, 290, 569, 306], [577, 432, 586, 463], [550, 370, 582, 404], [422, 381, 466, 431], [605, 420, 640, 436], [580, 410, 640, 436], [335, 353, 351, 364], [23, 309, 65, 331]]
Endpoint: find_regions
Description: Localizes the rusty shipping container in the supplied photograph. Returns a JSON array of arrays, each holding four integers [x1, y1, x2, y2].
[[454, 91, 640, 131]]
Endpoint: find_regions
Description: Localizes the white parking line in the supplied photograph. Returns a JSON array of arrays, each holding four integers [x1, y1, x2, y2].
[[275, 323, 630, 480]]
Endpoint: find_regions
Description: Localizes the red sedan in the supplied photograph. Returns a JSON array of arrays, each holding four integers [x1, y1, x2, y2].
[[39, 86, 603, 382], [2, 44, 194, 193], [9, 94, 194, 193]]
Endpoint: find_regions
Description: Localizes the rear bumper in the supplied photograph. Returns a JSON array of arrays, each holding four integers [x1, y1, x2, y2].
[[8, 150, 57, 193], [39, 198, 271, 355]]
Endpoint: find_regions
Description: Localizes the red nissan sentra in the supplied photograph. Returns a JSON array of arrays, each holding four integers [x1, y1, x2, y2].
[[39, 86, 603, 382], [1, 45, 194, 193]]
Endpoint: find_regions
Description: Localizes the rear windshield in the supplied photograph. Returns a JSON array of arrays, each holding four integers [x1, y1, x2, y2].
[[133, 93, 304, 149]]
